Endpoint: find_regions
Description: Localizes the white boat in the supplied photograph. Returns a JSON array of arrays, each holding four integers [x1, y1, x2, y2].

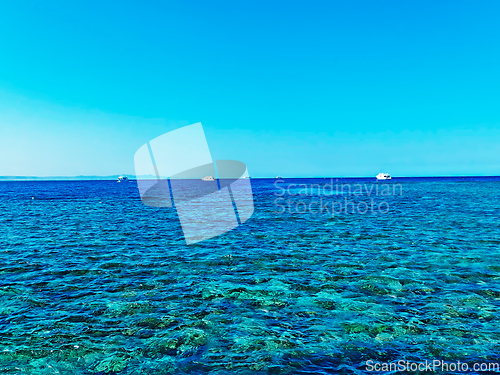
[[376, 173, 391, 180], [202, 176, 215, 181], [117, 176, 129, 182], [276, 176, 282, 179]]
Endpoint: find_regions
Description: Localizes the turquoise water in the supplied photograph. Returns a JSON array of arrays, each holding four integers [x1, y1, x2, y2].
[[1, 178, 499, 374]]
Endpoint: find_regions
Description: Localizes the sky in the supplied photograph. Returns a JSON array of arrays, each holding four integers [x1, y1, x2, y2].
[[0, 0, 499, 177]]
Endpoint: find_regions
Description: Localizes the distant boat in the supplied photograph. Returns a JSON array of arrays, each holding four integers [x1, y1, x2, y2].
[[117, 176, 129, 182], [243, 176, 251, 179], [276, 176, 282, 179], [202, 176, 215, 181], [376, 173, 391, 180]]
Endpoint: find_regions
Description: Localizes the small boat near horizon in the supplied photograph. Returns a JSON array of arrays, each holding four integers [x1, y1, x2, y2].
[[376, 173, 391, 180], [117, 176, 129, 182], [276, 176, 282, 179], [202, 176, 215, 181]]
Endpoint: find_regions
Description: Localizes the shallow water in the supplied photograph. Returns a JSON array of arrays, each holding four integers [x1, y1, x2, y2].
[[1, 178, 499, 374]]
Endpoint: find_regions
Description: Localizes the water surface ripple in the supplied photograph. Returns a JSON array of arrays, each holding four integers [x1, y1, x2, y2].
[[1, 178, 499, 374]]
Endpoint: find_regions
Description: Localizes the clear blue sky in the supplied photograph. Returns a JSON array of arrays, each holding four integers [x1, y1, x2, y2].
[[1, 0, 499, 177]]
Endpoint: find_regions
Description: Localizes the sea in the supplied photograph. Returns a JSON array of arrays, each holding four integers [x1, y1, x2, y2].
[[1, 177, 499, 374]]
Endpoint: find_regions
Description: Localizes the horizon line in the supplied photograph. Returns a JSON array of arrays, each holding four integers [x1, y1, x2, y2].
[[1, 174, 499, 181]]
